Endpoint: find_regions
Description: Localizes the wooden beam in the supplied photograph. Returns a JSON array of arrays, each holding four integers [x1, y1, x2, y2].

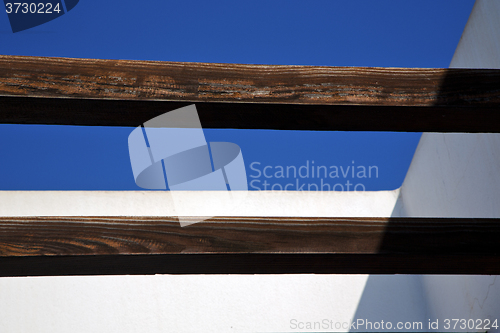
[[2, 55, 499, 106], [1, 55, 499, 131], [0, 216, 499, 275]]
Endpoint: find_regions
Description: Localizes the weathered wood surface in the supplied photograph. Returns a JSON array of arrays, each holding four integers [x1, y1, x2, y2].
[[0, 216, 499, 275], [1, 55, 499, 106], [1, 216, 499, 256], [0, 55, 499, 131]]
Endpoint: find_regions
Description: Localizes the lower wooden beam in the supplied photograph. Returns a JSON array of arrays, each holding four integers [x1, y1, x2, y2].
[[0, 216, 498, 275]]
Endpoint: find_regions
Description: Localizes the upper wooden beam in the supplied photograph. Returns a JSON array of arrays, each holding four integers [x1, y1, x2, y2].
[[1, 55, 499, 106], [0, 55, 499, 131]]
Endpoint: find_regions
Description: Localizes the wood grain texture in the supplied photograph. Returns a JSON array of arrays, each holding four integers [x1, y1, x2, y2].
[[0, 217, 498, 262], [0, 215, 499, 275], [1, 55, 499, 106]]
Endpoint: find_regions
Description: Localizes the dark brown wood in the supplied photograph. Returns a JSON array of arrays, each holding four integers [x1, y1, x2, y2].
[[2, 55, 500, 106], [1, 55, 500, 131], [2, 96, 500, 132], [2, 254, 500, 276], [1, 216, 499, 256], [0, 216, 498, 275]]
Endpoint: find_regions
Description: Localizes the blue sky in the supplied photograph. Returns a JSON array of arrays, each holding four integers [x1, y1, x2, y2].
[[0, 0, 475, 191]]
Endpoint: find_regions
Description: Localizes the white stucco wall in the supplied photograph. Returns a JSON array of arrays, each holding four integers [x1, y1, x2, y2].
[[0, 190, 400, 218], [0, 275, 370, 333], [391, 133, 500, 218], [390, 0, 500, 330], [450, 0, 500, 69]]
